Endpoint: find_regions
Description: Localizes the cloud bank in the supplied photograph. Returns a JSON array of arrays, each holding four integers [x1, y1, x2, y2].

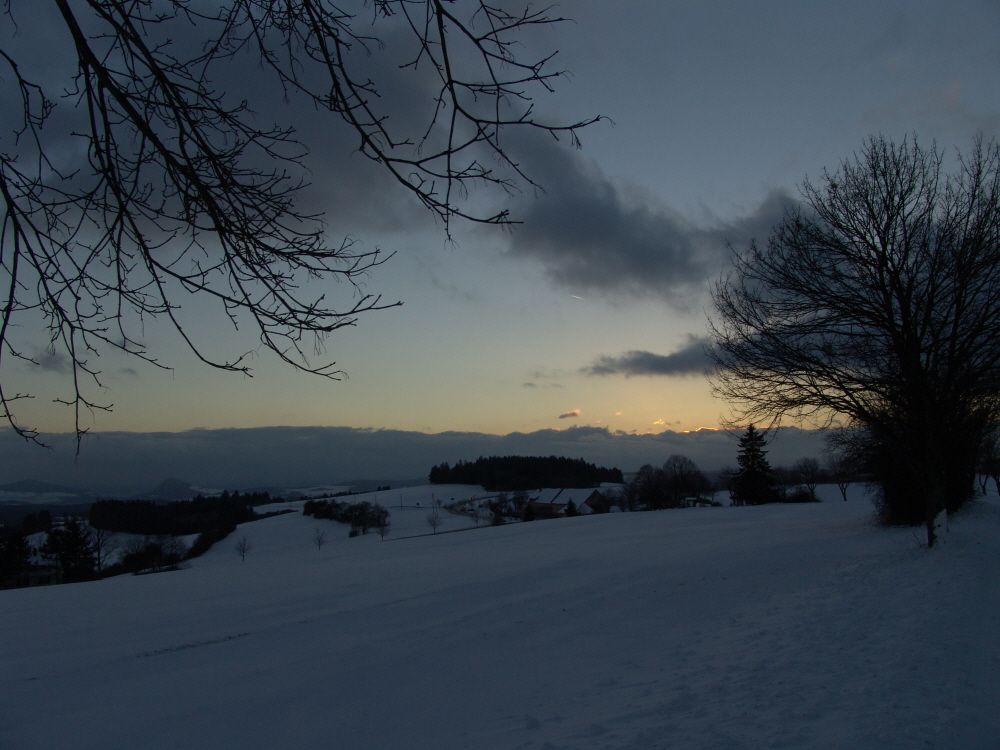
[[583, 336, 714, 378], [0, 425, 826, 495]]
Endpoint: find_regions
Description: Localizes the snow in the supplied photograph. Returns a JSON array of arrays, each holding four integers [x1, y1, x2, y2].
[[2, 485, 998, 749]]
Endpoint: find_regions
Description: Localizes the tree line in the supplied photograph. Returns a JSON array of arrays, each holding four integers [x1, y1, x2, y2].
[[429, 455, 623, 491], [89, 491, 273, 536]]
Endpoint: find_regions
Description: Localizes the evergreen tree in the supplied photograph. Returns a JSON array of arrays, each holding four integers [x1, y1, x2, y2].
[[41, 516, 96, 582], [732, 425, 775, 506]]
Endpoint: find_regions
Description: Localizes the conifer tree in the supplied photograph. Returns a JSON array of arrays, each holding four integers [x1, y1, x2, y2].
[[732, 426, 775, 506], [41, 517, 96, 582]]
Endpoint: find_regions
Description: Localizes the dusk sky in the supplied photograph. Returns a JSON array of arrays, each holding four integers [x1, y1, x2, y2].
[[8, 0, 1000, 441]]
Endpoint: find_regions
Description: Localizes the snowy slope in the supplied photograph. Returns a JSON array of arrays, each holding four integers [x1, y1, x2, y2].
[[2, 486, 998, 750]]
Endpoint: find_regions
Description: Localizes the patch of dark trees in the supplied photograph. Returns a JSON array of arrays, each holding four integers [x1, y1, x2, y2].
[[611, 456, 720, 512], [429, 455, 623, 491], [1, 491, 297, 588], [302, 499, 389, 537], [90, 491, 274, 536], [609, 439, 832, 512]]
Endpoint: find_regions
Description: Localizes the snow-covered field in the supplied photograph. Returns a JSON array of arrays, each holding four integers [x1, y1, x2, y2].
[[3, 486, 998, 750]]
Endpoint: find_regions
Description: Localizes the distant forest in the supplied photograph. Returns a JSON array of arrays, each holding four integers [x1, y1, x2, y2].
[[429, 455, 623, 491], [89, 491, 274, 537]]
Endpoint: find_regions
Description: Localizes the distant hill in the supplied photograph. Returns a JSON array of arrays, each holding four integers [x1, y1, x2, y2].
[[137, 478, 200, 501]]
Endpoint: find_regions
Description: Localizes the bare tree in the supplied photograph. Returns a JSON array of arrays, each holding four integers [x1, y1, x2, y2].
[[233, 535, 251, 561], [714, 467, 738, 506], [613, 473, 642, 512], [312, 527, 328, 551], [771, 466, 794, 502], [825, 452, 857, 502], [711, 135, 1000, 546], [375, 505, 392, 542], [88, 526, 119, 574], [792, 457, 822, 502], [0, 1, 599, 443], [977, 426, 1000, 496], [425, 509, 442, 534]]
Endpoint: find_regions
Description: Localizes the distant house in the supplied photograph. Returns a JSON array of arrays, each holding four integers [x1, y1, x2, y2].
[[528, 488, 609, 518]]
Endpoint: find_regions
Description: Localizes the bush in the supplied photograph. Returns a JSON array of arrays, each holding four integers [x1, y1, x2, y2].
[[784, 488, 819, 503]]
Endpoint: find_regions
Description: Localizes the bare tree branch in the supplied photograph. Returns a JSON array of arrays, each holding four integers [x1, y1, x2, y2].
[[0, 0, 598, 444]]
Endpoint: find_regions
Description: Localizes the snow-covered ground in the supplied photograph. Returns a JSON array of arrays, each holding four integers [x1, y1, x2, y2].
[[3, 485, 998, 750]]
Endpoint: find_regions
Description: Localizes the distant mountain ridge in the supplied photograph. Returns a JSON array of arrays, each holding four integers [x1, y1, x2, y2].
[[0, 480, 88, 495]]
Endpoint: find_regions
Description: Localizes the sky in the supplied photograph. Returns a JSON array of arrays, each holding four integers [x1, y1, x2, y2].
[[4, 0, 1000, 478]]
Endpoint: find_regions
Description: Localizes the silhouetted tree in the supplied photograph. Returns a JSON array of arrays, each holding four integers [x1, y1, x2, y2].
[[712, 136, 1000, 545], [233, 536, 251, 562], [793, 458, 823, 501], [487, 496, 509, 525], [731, 426, 775, 506], [825, 451, 859, 502], [977, 426, 1000, 496], [660, 455, 711, 507], [612, 474, 643, 512], [715, 467, 738, 505], [375, 512, 391, 541], [511, 490, 530, 517], [313, 528, 328, 551], [89, 527, 120, 575], [41, 516, 95, 582], [426, 509, 443, 534], [0, 533, 32, 583], [2, 1, 599, 443], [771, 466, 794, 502]]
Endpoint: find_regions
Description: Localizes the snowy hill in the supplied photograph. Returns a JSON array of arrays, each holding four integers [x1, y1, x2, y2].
[[3, 485, 998, 749]]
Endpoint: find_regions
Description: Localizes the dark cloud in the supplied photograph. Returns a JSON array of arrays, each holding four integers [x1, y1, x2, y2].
[[505, 135, 796, 304], [36, 351, 71, 374], [558, 409, 581, 419], [583, 336, 714, 378], [0, 425, 826, 494]]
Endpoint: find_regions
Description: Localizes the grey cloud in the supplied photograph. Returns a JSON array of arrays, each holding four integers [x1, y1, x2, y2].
[[0, 424, 827, 494], [583, 336, 714, 378], [558, 409, 581, 419], [36, 351, 71, 374], [0, 8, 459, 239], [505, 135, 796, 304]]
